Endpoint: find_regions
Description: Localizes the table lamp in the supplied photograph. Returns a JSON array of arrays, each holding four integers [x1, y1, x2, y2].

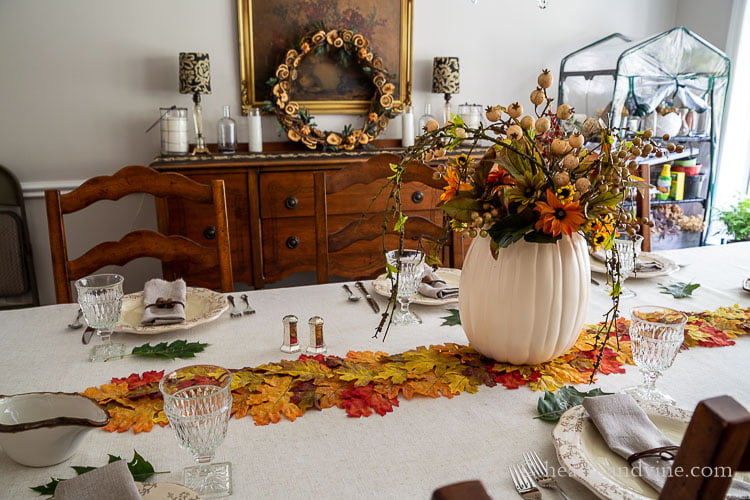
[[179, 52, 212, 155], [432, 57, 460, 124]]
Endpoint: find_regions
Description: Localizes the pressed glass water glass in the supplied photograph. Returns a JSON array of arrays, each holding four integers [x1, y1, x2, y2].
[[624, 306, 688, 405], [385, 249, 425, 325], [75, 274, 126, 362], [160, 365, 233, 498], [609, 234, 643, 298]]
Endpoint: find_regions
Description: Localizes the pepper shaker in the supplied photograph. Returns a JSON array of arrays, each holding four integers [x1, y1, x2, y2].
[[281, 315, 300, 353], [306, 316, 326, 354]]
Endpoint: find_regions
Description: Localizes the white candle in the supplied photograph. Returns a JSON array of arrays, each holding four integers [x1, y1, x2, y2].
[[248, 108, 262, 152], [401, 106, 414, 147], [160, 108, 188, 155]]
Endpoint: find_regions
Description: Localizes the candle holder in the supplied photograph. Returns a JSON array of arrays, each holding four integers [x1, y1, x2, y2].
[[281, 315, 300, 353], [306, 316, 326, 354]]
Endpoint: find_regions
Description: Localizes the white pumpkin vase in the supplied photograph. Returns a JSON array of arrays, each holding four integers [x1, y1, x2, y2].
[[458, 232, 590, 365]]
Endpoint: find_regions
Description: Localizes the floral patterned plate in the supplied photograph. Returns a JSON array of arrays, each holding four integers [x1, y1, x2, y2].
[[116, 287, 229, 335], [136, 482, 203, 499], [372, 268, 460, 305], [552, 400, 691, 499]]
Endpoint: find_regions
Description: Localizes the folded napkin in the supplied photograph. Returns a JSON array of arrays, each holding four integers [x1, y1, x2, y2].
[[54, 459, 141, 500], [583, 393, 750, 498], [418, 264, 459, 299], [141, 278, 187, 325]]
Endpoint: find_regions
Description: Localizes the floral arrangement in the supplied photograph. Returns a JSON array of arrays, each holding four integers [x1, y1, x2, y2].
[[264, 27, 398, 151], [381, 70, 684, 370]]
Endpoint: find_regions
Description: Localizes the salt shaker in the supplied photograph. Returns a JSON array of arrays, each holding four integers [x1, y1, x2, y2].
[[306, 316, 326, 354], [281, 315, 300, 353]]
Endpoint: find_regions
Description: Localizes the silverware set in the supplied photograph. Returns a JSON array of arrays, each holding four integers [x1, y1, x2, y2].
[[510, 450, 570, 499], [227, 294, 255, 318], [343, 282, 380, 313]]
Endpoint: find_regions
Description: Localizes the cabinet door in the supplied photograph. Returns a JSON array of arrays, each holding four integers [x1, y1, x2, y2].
[[163, 172, 252, 287]]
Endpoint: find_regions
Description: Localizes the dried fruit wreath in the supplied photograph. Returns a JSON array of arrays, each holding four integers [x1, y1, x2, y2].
[[266, 27, 398, 151]]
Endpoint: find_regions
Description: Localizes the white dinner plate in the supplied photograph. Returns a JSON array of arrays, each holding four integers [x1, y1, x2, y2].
[[136, 482, 203, 499], [116, 287, 229, 335], [552, 400, 691, 499], [372, 268, 461, 306], [590, 252, 680, 278]]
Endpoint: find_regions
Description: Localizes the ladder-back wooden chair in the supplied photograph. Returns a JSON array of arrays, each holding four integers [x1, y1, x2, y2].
[[660, 395, 750, 499], [313, 153, 452, 284], [45, 165, 233, 303]]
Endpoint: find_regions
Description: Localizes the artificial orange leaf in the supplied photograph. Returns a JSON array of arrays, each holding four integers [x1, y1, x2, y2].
[[230, 370, 264, 391], [104, 398, 166, 433], [81, 381, 131, 406], [341, 385, 398, 417], [404, 372, 455, 399], [315, 378, 349, 409], [247, 376, 303, 425], [345, 350, 388, 364]]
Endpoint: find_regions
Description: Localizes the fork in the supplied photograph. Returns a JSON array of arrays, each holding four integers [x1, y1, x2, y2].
[[509, 463, 541, 499], [227, 295, 242, 318], [240, 294, 256, 315], [524, 450, 571, 499]]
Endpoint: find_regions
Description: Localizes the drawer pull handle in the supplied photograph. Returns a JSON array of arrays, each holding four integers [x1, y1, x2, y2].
[[411, 191, 424, 203], [203, 226, 217, 240], [286, 236, 299, 249], [284, 196, 299, 210]]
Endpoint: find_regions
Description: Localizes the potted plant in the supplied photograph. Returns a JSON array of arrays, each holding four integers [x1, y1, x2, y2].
[[717, 197, 750, 242], [378, 70, 681, 371]]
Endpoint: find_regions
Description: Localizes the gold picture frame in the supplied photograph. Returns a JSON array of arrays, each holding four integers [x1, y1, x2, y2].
[[237, 0, 413, 115]]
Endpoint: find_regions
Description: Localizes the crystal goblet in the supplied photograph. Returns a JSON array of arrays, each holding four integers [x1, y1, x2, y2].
[[608, 234, 643, 298], [385, 249, 425, 325], [160, 365, 233, 498], [624, 305, 688, 406], [75, 274, 126, 362]]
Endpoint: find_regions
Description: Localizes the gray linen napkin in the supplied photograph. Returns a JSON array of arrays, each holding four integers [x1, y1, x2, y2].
[[54, 459, 141, 500], [141, 278, 187, 325], [583, 393, 750, 498], [418, 264, 458, 300]]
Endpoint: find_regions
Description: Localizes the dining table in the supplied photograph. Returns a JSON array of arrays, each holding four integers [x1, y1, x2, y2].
[[1, 242, 749, 499]]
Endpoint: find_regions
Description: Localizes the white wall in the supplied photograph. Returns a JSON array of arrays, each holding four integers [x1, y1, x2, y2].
[[0, 0, 711, 304]]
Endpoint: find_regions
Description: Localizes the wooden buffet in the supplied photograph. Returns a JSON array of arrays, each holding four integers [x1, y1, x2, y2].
[[151, 141, 463, 289]]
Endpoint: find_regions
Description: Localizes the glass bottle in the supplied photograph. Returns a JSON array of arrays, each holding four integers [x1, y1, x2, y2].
[[417, 104, 436, 136], [217, 105, 237, 154]]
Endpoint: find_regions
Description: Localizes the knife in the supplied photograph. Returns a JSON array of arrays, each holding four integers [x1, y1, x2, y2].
[[355, 281, 380, 313]]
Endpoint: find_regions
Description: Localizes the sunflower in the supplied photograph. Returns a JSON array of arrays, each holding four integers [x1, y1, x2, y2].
[[506, 170, 546, 212], [449, 153, 473, 169], [441, 167, 473, 202], [534, 189, 586, 237], [556, 184, 575, 203]]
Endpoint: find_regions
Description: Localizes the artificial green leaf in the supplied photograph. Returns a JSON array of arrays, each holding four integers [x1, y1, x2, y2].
[[440, 309, 461, 326], [70, 465, 96, 475], [523, 230, 560, 244], [392, 212, 408, 232], [488, 215, 532, 248], [30, 478, 61, 495], [441, 198, 483, 223], [536, 386, 612, 422], [126, 450, 157, 482], [130, 340, 209, 360], [658, 281, 700, 298]]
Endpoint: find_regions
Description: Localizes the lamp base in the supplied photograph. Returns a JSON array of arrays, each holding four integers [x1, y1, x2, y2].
[[191, 135, 211, 155]]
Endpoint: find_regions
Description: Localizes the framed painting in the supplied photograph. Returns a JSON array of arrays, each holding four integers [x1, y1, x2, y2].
[[237, 0, 413, 115]]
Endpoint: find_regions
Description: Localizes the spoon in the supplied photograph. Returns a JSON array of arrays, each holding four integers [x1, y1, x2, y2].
[[343, 284, 361, 302], [68, 309, 84, 329]]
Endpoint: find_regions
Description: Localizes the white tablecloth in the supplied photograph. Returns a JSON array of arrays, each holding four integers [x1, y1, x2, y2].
[[1, 243, 749, 499]]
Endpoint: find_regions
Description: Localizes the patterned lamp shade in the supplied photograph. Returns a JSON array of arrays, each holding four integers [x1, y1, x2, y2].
[[179, 52, 212, 95], [432, 57, 460, 94]]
